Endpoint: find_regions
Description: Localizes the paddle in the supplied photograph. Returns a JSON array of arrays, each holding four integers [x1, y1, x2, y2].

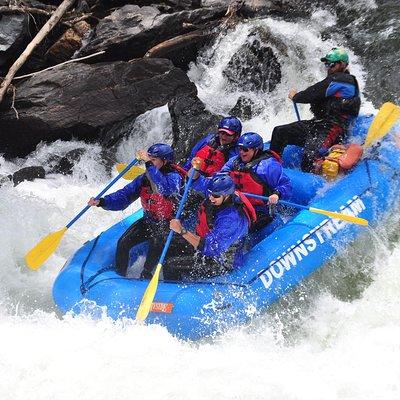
[[115, 163, 145, 180], [363, 102, 400, 148], [293, 102, 301, 121], [242, 192, 368, 226], [25, 158, 140, 270], [135, 167, 197, 321]]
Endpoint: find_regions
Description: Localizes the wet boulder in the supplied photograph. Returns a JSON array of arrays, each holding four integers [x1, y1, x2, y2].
[[0, 13, 29, 72], [51, 148, 86, 175], [47, 21, 91, 64], [229, 95, 260, 120], [168, 92, 222, 162], [80, 5, 226, 61], [223, 26, 285, 93], [0, 58, 197, 158], [167, 0, 201, 9], [12, 166, 46, 186], [0, 174, 12, 187]]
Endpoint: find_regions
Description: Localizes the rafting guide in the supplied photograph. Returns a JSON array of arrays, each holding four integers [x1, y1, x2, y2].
[[270, 48, 361, 172]]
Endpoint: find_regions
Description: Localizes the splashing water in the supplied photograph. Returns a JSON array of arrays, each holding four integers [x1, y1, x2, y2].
[[1, 5, 400, 399]]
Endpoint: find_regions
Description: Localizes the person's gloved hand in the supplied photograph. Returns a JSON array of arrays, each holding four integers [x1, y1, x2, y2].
[[88, 197, 100, 206]]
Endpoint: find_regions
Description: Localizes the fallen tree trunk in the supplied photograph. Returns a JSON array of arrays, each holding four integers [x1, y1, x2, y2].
[[0, 0, 75, 104]]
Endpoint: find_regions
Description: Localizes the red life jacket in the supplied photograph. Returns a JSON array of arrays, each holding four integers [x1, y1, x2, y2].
[[195, 203, 213, 238], [195, 194, 256, 237], [229, 151, 279, 206], [234, 191, 257, 224], [195, 136, 234, 176], [139, 163, 184, 221]]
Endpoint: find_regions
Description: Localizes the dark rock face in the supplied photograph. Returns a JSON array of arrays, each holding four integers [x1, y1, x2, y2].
[[51, 148, 86, 175], [168, 92, 222, 162], [0, 58, 197, 158], [80, 5, 226, 61], [167, 0, 202, 9], [223, 27, 282, 93], [47, 21, 92, 64], [12, 166, 46, 186], [0, 14, 29, 70], [200, 0, 307, 18], [229, 95, 259, 120]]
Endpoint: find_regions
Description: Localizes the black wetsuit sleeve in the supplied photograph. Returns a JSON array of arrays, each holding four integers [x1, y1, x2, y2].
[[292, 77, 330, 104]]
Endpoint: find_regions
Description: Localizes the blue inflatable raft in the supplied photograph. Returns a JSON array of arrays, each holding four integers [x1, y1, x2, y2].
[[53, 114, 400, 340]]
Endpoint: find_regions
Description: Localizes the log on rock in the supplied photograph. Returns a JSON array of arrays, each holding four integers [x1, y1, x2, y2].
[[0, 0, 75, 103], [79, 5, 227, 61], [0, 58, 197, 158], [144, 24, 218, 70]]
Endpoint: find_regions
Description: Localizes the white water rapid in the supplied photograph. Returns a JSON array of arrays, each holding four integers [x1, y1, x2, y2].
[[1, 7, 399, 400]]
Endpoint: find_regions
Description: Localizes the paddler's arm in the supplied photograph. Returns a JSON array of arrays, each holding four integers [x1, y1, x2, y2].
[[170, 219, 200, 249], [219, 156, 235, 173], [145, 163, 181, 196], [87, 176, 143, 210], [187, 157, 210, 196], [182, 135, 212, 171], [291, 77, 330, 104], [255, 159, 293, 201]]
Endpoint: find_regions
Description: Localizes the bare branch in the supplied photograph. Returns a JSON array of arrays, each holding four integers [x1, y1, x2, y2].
[[11, 85, 19, 119], [12, 51, 106, 81], [0, 0, 76, 104]]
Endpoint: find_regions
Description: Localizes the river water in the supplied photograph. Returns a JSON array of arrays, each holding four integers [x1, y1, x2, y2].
[[1, 2, 399, 399]]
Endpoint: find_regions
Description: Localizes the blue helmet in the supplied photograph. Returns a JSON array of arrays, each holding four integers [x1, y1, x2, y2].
[[147, 143, 174, 161], [238, 132, 264, 150], [207, 173, 235, 197], [218, 116, 242, 135]]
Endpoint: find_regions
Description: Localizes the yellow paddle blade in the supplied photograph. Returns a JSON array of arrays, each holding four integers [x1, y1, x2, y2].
[[25, 227, 68, 270], [136, 263, 162, 321], [364, 102, 400, 148], [115, 163, 145, 180], [309, 207, 368, 226]]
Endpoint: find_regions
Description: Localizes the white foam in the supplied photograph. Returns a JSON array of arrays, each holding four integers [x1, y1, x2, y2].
[[1, 12, 398, 400]]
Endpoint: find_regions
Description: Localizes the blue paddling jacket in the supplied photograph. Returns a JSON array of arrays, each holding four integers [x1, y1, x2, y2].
[[191, 175, 249, 269], [100, 163, 182, 221], [220, 153, 292, 216]]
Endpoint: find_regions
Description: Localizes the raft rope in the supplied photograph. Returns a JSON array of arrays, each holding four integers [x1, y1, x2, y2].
[[80, 233, 114, 295]]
